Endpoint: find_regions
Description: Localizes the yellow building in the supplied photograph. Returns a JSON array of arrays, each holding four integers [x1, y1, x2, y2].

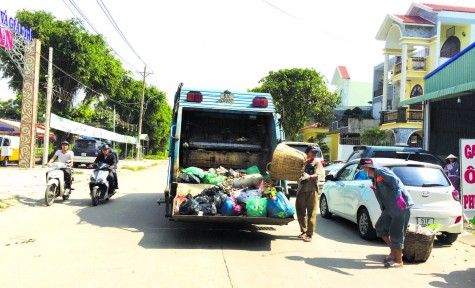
[[374, 3, 475, 147]]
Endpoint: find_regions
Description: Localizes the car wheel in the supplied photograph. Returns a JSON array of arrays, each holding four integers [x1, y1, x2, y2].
[[436, 232, 458, 244], [357, 207, 377, 240], [319, 195, 332, 219]]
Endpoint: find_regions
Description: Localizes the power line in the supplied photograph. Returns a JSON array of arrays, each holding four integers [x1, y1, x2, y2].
[[96, 0, 146, 67], [63, 0, 140, 73]]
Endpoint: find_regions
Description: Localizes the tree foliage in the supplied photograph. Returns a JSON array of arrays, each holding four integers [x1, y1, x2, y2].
[[251, 68, 340, 140], [0, 10, 172, 154], [360, 128, 388, 146]]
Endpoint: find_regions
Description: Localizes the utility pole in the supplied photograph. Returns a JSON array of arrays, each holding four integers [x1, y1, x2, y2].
[[136, 65, 151, 160], [42, 47, 53, 166], [113, 104, 116, 150]]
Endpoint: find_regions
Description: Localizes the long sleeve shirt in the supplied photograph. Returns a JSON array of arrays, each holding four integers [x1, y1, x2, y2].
[[373, 168, 414, 213]]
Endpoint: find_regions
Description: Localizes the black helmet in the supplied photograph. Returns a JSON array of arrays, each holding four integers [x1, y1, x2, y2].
[[104, 140, 112, 146], [61, 140, 69, 145], [101, 144, 110, 151]]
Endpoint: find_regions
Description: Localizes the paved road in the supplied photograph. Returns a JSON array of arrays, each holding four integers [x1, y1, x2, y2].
[[0, 161, 474, 288]]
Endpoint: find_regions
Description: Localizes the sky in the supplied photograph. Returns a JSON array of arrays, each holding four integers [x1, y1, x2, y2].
[[1, 0, 475, 105]]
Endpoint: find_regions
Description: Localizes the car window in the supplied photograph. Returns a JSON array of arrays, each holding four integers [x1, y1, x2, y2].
[[347, 150, 364, 161], [74, 140, 98, 150], [337, 163, 358, 181], [407, 154, 443, 167], [390, 166, 450, 187]]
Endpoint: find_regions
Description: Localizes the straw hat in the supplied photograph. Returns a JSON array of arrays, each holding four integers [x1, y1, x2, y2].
[[446, 154, 457, 160]]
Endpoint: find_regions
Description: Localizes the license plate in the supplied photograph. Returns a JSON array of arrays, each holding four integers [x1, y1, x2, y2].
[[219, 92, 234, 104], [417, 217, 434, 227], [81, 153, 86, 156]]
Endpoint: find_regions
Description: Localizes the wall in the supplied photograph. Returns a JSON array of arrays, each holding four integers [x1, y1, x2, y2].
[[348, 118, 380, 133]]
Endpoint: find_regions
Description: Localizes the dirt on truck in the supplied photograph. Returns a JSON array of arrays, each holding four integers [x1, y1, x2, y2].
[[161, 83, 294, 225]]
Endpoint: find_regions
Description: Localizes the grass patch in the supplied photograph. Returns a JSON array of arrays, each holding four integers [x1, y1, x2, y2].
[[122, 165, 147, 171], [0, 195, 19, 211]]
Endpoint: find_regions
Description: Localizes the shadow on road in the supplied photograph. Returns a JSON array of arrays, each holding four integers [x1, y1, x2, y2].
[[73, 192, 293, 251], [316, 214, 387, 247], [286, 255, 385, 275], [428, 267, 475, 288]]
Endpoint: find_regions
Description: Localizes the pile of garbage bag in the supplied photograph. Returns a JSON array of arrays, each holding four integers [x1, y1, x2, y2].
[[175, 165, 295, 218]]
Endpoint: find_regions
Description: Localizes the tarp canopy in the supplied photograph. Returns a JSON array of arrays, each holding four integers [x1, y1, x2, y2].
[[0, 123, 14, 132], [0, 118, 45, 134]]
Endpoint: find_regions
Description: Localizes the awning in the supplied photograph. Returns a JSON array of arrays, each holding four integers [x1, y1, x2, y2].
[[0, 123, 14, 132], [399, 80, 475, 107], [399, 95, 424, 106]]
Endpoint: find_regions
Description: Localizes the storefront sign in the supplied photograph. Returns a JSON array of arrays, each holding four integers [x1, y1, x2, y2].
[[460, 139, 475, 211], [0, 9, 33, 51]]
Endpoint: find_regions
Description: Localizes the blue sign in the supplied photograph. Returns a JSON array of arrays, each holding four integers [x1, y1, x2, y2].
[[0, 9, 33, 42]]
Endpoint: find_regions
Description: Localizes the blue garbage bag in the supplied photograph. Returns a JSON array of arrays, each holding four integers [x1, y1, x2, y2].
[[267, 191, 295, 218]]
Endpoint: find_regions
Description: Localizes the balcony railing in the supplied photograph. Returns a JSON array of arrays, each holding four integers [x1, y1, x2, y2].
[[393, 58, 427, 75], [380, 108, 423, 125]]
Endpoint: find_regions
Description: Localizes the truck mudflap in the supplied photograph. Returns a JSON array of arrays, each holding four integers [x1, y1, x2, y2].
[[171, 183, 294, 225]]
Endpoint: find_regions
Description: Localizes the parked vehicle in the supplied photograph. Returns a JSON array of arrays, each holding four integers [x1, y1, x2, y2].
[[72, 139, 102, 168], [0, 135, 19, 166], [89, 162, 116, 206], [283, 141, 325, 194], [44, 161, 73, 206], [161, 84, 292, 225], [324, 145, 444, 176], [320, 158, 463, 244]]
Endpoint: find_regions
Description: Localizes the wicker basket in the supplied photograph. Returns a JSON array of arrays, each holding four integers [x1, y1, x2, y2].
[[268, 143, 306, 181], [402, 230, 435, 262]]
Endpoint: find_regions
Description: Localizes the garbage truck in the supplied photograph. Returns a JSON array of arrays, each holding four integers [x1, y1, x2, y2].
[[161, 83, 293, 225]]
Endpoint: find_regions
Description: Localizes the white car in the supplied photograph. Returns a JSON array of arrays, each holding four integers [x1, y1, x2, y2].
[[320, 158, 463, 244]]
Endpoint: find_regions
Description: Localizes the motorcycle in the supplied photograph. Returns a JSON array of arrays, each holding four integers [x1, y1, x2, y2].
[[89, 162, 116, 206], [44, 161, 73, 206]]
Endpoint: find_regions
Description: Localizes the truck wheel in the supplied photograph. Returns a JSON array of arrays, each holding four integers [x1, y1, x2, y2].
[[2, 156, 8, 166]]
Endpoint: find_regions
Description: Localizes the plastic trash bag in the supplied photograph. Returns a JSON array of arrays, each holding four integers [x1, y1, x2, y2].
[[267, 191, 295, 218], [210, 191, 228, 210], [174, 195, 188, 214], [236, 189, 261, 204], [182, 167, 205, 179], [199, 202, 217, 215], [179, 194, 200, 215], [246, 165, 261, 175], [177, 173, 201, 184], [246, 198, 267, 217], [220, 197, 241, 216]]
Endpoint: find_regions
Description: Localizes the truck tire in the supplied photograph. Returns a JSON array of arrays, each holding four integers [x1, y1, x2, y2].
[[2, 156, 8, 166]]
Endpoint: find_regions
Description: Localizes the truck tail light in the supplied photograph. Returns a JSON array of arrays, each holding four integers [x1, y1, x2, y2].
[[452, 189, 460, 201], [186, 91, 203, 103], [252, 96, 268, 108], [455, 215, 462, 224]]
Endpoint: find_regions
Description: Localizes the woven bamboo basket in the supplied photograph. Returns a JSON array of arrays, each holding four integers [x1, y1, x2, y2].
[[268, 143, 306, 181], [402, 230, 435, 262]]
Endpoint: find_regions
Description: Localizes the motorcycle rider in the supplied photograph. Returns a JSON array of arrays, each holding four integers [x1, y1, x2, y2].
[[47, 140, 74, 195], [91, 144, 118, 191], [99, 140, 119, 189]]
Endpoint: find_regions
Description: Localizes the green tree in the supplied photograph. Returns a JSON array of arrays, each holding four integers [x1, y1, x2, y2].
[[251, 68, 340, 140], [360, 128, 388, 146], [307, 133, 330, 163], [0, 10, 127, 143]]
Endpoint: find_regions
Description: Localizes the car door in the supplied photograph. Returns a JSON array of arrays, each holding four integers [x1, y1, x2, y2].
[[338, 163, 365, 219], [327, 163, 358, 216]]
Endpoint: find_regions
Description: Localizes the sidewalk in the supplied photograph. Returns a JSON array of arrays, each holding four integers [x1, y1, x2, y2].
[[0, 159, 162, 200]]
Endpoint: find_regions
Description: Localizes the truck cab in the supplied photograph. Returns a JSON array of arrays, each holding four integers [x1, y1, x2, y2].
[[163, 84, 292, 225]]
